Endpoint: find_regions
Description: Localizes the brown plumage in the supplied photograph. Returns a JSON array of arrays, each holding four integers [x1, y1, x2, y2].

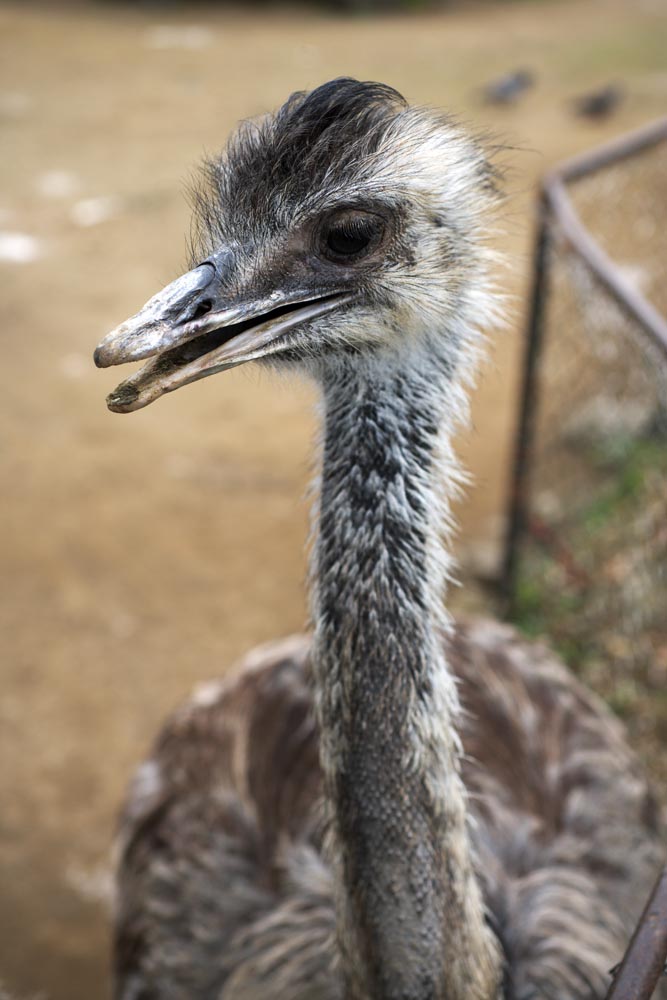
[[96, 80, 665, 999], [115, 626, 662, 999]]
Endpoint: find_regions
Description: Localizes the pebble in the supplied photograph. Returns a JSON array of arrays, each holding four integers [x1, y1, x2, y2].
[[36, 170, 81, 199], [70, 195, 122, 227], [0, 231, 43, 263]]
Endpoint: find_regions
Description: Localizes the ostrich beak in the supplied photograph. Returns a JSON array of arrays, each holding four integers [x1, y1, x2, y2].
[[94, 262, 354, 413]]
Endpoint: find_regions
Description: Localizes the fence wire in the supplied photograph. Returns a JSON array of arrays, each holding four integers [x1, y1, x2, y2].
[[525, 208, 666, 660], [503, 121, 667, 1000], [507, 125, 667, 697]]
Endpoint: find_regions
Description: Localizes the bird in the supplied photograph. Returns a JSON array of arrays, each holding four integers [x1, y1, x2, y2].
[[482, 69, 534, 106], [571, 84, 624, 120], [95, 79, 664, 1000]]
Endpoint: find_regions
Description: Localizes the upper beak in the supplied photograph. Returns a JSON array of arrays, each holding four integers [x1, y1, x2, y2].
[[94, 261, 355, 413]]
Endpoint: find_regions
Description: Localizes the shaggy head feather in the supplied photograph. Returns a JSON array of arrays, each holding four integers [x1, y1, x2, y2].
[[188, 78, 502, 372]]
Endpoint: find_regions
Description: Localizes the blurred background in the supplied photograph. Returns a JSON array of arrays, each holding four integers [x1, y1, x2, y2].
[[1, 0, 666, 997]]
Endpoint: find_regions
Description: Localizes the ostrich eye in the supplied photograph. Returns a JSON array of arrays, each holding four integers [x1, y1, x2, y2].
[[320, 211, 384, 263]]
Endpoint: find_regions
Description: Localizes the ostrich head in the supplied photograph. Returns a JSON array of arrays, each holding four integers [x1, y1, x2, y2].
[[95, 78, 500, 411]]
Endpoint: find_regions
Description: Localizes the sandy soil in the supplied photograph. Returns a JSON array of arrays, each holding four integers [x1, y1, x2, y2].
[[1, 1, 665, 996]]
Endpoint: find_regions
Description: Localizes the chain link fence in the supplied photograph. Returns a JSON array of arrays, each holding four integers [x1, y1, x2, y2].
[[502, 119, 667, 999]]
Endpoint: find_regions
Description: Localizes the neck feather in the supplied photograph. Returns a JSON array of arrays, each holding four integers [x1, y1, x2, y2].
[[310, 350, 501, 1000]]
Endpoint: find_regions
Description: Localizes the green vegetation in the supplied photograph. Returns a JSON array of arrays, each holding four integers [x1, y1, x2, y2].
[[511, 431, 667, 779], [514, 434, 666, 653]]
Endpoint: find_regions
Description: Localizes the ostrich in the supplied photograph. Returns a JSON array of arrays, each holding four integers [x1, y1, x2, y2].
[[571, 84, 624, 120], [482, 70, 534, 106], [95, 79, 664, 1000]]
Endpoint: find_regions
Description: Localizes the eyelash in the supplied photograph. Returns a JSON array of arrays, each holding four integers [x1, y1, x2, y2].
[[321, 213, 383, 260]]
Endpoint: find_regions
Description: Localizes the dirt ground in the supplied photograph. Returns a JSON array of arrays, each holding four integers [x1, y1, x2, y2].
[[1, 1, 666, 996]]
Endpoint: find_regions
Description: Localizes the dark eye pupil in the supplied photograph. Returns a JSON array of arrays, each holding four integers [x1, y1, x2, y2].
[[326, 223, 372, 257]]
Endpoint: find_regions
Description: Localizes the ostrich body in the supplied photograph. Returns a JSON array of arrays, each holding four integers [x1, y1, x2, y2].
[[482, 70, 534, 106], [571, 84, 624, 120], [95, 80, 664, 1000]]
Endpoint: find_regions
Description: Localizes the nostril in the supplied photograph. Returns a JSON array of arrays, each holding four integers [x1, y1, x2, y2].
[[192, 300, 213, 321]]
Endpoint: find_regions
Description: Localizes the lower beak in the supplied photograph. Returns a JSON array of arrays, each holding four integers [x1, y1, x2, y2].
[[94, 264, 354, 413]]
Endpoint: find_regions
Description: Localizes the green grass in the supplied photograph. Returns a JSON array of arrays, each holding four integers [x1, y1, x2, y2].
[[512, 432, 667, 679]]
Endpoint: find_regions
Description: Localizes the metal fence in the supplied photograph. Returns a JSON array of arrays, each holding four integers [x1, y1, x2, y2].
[[502, 119, 667, 999]]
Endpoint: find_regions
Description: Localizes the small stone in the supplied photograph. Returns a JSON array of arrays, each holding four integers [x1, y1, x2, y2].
[[71, 195, 123, 228], [0, 231, 44, 264], [37, 170, 81, 199]]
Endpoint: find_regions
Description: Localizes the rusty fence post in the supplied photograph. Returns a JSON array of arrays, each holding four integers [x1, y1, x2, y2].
[[606, 866, 667, 1000], [501, 191, 551, 616]]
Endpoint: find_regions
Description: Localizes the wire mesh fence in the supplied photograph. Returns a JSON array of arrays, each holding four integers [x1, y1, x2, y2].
[[505, 120, 667, 701], [502, 120, 667, 1000]]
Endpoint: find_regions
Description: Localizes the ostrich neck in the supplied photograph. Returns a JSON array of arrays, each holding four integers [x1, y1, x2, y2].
[[312, 355, 501, 1000]]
